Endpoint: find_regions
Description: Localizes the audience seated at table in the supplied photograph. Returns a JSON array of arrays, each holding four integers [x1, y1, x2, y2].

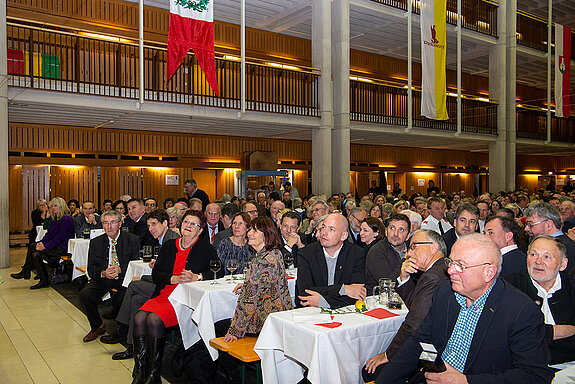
[[279, 211, 307, 268], [27, 198, 48, 245], [127, 198, 155, 248], [73, 200, 102, 238], [11, 197, 75, 288], [112, 199, 130, 228], [359, 217, 384, 260], [78, 210, 140, 342], [297, 213, 366, 309], [505, 235, 575, 366], [216, 212, 251, 275], [132, 210, 222, 384]]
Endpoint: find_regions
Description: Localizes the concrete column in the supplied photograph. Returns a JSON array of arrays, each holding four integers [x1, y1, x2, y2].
[[331, 0, 351, 194], [505, 0, 517, 191], [488, 0, 507, 193], [312, 0, 333, 196], [0, 1, 9, 268]]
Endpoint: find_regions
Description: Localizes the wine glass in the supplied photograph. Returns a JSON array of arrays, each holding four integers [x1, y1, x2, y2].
[[226, 259, 238, 279], [209, 259, 221, 284]]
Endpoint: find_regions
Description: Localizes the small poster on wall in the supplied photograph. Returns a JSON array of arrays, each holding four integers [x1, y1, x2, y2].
[[418, 179, 425, 187], [557, 178, 565, 186], [387, 184, 392, 191], [165, 175, 179, 186]]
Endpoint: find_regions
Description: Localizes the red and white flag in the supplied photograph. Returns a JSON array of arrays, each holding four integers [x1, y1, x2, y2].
[[555, 24, 571, 118], [167, 0, 219, 95]]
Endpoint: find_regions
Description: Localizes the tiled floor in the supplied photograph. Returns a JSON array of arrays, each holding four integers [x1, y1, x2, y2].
[[0, 248, 136, 384]]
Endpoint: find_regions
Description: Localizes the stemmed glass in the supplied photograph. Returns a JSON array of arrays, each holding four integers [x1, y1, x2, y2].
[[209, 259, 221, 284], [226, 259, 238, 280]]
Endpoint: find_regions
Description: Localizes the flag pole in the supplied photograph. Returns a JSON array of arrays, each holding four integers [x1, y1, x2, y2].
[[138, 0, 144, 109], [406, 0, 412, 132], [546, 0, 552, 144], [456, 0, 462, 136], [240, 0, 246, 115]]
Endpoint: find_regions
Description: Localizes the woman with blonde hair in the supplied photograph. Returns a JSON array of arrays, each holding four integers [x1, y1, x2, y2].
[[22, 197, 74, 289], [166, 206, 183, 235]]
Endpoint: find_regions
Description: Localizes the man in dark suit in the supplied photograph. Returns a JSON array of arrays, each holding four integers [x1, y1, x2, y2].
[[203, 203, 225, 245], [365, 213, 411, 291], [376, 234, 554, 384], [296, 213, 366, 309], [442, 202, 479, 256], [127, 198, 154, 248], [363, 229, 449, 382], [525, 202, 575, 276], [279, 211, 307, 268], [184, 178, 210, 210], [505, 235, 575, 365], [347, 207, 368, 247], [73, 200, 102, 238], [484, 215, 526, 275], [79, 210, 140, 342], [101, 209, 180, 359]]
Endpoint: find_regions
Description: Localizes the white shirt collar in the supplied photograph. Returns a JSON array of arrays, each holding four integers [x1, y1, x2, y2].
[[500, 244, 518, 255], [531, 273, 562, 325], [323, 243, 344, 259]]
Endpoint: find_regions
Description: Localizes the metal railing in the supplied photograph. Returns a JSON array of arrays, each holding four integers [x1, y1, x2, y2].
[[516, 107, 575, 143], [7, 25, 320, 116], [369, 0, 498, 37], [350, 81, 498, 135], [517, 12, 575, 53]]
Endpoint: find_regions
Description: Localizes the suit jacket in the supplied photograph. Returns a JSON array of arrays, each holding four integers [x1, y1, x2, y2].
[[187, 188, 210, 210], [376, 279, 554, 384], [557, 234, 575, 276], [73, 213, 102, 238], [213, 227, 232, 249], [500, 247, 526, 276], [365, 238, 403, 292], [347, 228, 365, 247], [128, 213, 154, 248], [441, 228, 458, 256], [152, 237, 223, 297], [279, 230, 307, 268], [504, 270, 575, 365], [386, 257, 449, 358], [159, 228, 180, 246], [87, 231, 141, 281], [296, 241, 365, 309], [201, 221, 225, 243]]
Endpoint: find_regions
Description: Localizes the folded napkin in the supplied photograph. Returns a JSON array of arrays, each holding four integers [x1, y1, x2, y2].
[[286, 274, 295, 280], [363, 308, 399, 319], [292, 313, 332, 324], [315, 322, 342, 329]]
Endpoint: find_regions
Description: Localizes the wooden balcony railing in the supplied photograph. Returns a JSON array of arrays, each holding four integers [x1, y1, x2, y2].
[[350, 81, 498, 135], [369, 0, 498, 37], [517, 12, 575, 54], [7, 25, 320, 116], [516, 107, 575, 143]]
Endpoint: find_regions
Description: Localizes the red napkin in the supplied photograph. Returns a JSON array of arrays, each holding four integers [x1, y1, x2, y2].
[[316, 322, 342, 328], [286, 274, 295, 280], [363, 308, 399, 319]]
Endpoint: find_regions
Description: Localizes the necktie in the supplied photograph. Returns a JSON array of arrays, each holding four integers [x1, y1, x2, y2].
[[438, 220, 445, 235], [210, 226, 216, 244], [111, 238, 119, 279]]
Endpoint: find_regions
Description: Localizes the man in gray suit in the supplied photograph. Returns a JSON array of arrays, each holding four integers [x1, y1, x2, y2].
[[100, 209, 180, 360], [73, 200, 102, 238]]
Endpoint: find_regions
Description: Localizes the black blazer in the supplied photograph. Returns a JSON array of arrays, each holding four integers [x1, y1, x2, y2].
[[87, 231, 141, 281], [296, 241, 365, 309], [129, 213, 154, 248], [387, 257, 449, 358], [504, 270, 575, 364], [151, 237, 223, 298], [377, 279, 554, 384], [441, 228, 458, 256], [279, 230, 307, 268], [557, 234, 575, 276], [500, 247, 526, 276], [200, 220, 225, 242], [365, 238, 403, 292]]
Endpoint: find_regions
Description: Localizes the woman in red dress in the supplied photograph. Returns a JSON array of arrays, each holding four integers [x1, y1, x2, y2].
[[131, 210, 222, 384]]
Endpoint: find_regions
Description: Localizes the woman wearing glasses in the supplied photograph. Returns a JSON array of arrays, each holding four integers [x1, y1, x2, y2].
[[131, 210, 223, 384]]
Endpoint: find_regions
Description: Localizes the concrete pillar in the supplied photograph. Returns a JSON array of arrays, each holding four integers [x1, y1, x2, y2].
[[505, 0, 517, 191], [331, 0, 351, 194], [0, 1, 9, 268], [312, 0, 333, 196], [488, 0, 507, 193]]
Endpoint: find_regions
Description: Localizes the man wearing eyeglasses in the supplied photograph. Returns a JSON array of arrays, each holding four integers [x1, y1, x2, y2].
[[297, 213, 366, 309], [524, 202, 575, 276], [505, 236, 575, 366], [348, 207, 368, 247], [376, 234, 554, 384], [442, 203, 479, 256], [365, 213, 411, 291], [363, 229, 449, 382]]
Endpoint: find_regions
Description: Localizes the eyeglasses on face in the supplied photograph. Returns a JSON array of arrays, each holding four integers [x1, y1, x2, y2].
[[445, 258, 492, 273], [409, 241, 433, 251]]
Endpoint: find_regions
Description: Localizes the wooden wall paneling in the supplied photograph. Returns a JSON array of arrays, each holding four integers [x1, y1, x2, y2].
[[74, 167, 98, 205], [405, 172, 439, 196], [349, 172, 357, 198], [216, 169, 237, 199], [10, 165, 23, 232], [119, 167, 143, 199], [516, 175, 539, 193], [142, 167, 182, 204], [100, 167, 120, 203], [50, 166, 74, 202], [292, 170, 308, 199], [191, 169, 217, 202], [355, 172, 370, 198]]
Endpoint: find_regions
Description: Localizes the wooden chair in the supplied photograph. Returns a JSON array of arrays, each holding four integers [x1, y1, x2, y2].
[[210, 336, 262, 384]]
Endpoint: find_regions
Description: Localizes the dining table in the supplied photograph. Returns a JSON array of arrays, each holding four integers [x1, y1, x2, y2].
[[68, 238, 91, 279], [122, 259, 153, 288]]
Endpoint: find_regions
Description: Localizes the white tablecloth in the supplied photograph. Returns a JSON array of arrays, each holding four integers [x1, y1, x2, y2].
[[35, 226, 47, 242], [254, 305, 408, 384], [122, 260, 153, 288], [68, 238, 90, 280], [168, 271, 297, 360], [552, 363, 575, 383]]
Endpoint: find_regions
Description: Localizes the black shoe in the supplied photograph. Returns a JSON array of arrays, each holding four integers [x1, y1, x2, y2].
[[101, 332, 126, 345], [112, 345, 133, 360], [11, 271, 31, 279], [143, 337, 165, 384], [30, 281, 49, 290], [131, 337, 147, 384]]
